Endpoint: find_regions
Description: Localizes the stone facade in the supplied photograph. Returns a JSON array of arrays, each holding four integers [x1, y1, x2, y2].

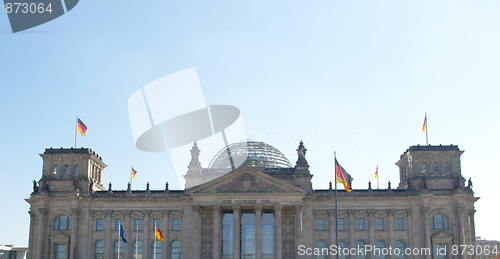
[[26, 143, 478, 259]]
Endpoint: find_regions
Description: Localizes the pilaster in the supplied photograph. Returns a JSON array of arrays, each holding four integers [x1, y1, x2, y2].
[[275, 205, 283, 259], [233, 205, 241, 259], [255, 205, 262, 259], [69, 208, 80, 259], [212, 205, 221, 259]]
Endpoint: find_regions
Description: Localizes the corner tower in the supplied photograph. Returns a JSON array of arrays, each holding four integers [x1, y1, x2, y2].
[[396, 145, 466, 191], [36, 147, 107, 194]]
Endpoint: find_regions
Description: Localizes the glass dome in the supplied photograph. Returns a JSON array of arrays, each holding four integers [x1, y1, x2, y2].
[[208, 140, 292, 169]]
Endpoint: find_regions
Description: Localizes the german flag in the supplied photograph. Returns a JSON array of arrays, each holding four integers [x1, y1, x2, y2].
[[422, 114, 427, 133], [335, 158, 353, 192], [155, 226, 164, 242], [77, 118, 87, 136], [131, 167, 137, 179]]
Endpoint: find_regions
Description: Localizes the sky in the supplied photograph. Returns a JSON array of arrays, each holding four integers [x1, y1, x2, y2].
[[1, 0, 500, 246]]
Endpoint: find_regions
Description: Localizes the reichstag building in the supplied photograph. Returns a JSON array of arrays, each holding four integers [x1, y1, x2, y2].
[[26, 140, 478, 259]]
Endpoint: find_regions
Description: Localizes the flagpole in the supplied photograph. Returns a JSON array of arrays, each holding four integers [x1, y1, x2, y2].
[[74, 116, 78, 148], [425, 112, 429, 145], [154, 222, 157, 259], [130, 167, 133, 190], [377, 165, 379, 189], [334, 151, 339, 259], [118, 221, 121, 259]]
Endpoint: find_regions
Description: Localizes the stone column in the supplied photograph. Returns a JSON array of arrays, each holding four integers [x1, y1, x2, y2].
[[347, 209, 355, 249], [28, 210, 35, 259], [125, 210, 132, 257], [70, 208, 80, 259], [233, 205, 241, 259], [422, 207, 431, 255], [143, 210, 151, 259], [193, 205, 202, 259], [367, 210, 375, 259], [255, 205, 262, 259], [469, 210, 476, 247], [105, 211, 113, 259], [212, 205, 221, 259], [387, 210, 395, 259], [37, 208, 48, 259], [275, 205, 283, 259], [328, 209, 336, 259], [294, 205, 303, 255], [163, 211, 170, 258]]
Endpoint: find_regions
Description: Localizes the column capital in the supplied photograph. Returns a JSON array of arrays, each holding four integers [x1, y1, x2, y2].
[[274, 204, 283, 212], [255, 205, 263, 214], [232, 205, 241, 212], [212, 205, 221, 213], [294, 205, 303, 213], [421, 207, 430, 216], [38, 208, 48, 215], [192, 205, 201, 213]]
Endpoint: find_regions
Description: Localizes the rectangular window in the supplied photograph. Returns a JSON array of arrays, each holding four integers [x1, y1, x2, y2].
[[397, 218, 404, 230], [134, 218, 141, 231], [262, 212, 275, 257], [222, 212, 234, 258], [338, 218, 345, 231], [96, 218, 103, 231], [317, 218, 325, 231], [357, 218, 365, 231], [115, 218, 122, 231], [153, 218, 161, 230], [55, 244, 67, 259], [377, 218, 384, 230], [172, 218, 180, 231]]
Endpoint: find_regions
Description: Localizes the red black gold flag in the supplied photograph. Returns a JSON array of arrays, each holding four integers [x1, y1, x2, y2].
[[155, 226, 164, 242], [335, 158, 353, 192], [77, 118, 87, 136], [422, 114, 427, 133], [131, 167, 137, 179]]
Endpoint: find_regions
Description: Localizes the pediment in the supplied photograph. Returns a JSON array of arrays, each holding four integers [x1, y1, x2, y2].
[[150, 211, 163, 218], [431, 231, 453, 240], [394, 210, 408, 217], [93, 211, 106, 218], [355, 211, 368, 217], [375, 211, 388, 217], [187, 168, 307, 195], [49, 232, 70, 242], [131, 211, 144, 218]]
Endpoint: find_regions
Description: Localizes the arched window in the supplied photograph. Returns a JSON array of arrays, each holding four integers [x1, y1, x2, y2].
[[114, 241, 124, 259], [444, 163, 449, 172], [395, 241, 406, 259], [430, 214, 450, 230], [421, 163, 427, 173], [356, 241, 366, 259], [433, 163, 439, 172], [75, 165, 80, 175], [133, 241, 143, 259], [375, 241, 387, 259], [53, 215, 71, 230], [339, 241, 347, 259], [171, 240, 181, 259], [53, 165, 60, 175], [152, 241, 162, 259], [94, 240, 105, 259], [316, 240, 327, 259], [64, 165, 70, 175]]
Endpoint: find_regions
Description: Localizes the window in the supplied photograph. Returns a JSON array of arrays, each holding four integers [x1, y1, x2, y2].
[[338, 218, 345, 231], [222, 212, 233, 258], [172, 218, 180, 231], [96, 218, 103, 231], [356, 241, 366, 259], [421, 163, 427, 173], [114, 241, 124, 259], [435, 244, 447, 259], [338, 241, 347, 259], [133, 241, 143, 259], [262, 212, 275, 258], [115, 218, 122, 231], [74, 165, 80, 175], [53, 215, 71, 230], [377, 218, 384, 230], [375, 241, 386, 259], [433, 162, 439, 172], [430, 214, 450, 230], [316, 241, 327, 259], [94, 240, 105, 259], [64, 165, 69, 175], [53, 165, 60, 175], [134, 218, 141, 231], [397, 218, 404, 230], [357, 218, 365, 231], [241, 212, 256, 257], [444, 163, 449, 172], [395, 241, 406, 259], [152, 241, 162, 258], [171, 240, 181, 259], [153, 218, 161, 230], [317, 218, 325, 231], [55, 244, 67, 259]]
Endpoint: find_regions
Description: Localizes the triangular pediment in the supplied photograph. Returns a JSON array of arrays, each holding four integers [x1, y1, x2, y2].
[[187, 167, 307, 195]]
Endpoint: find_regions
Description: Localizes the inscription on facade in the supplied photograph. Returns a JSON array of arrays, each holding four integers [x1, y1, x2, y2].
[[219, 199, 277, 204]]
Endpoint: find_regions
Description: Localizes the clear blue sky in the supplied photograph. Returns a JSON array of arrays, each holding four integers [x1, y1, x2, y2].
[[1, 0, 499, 246]]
